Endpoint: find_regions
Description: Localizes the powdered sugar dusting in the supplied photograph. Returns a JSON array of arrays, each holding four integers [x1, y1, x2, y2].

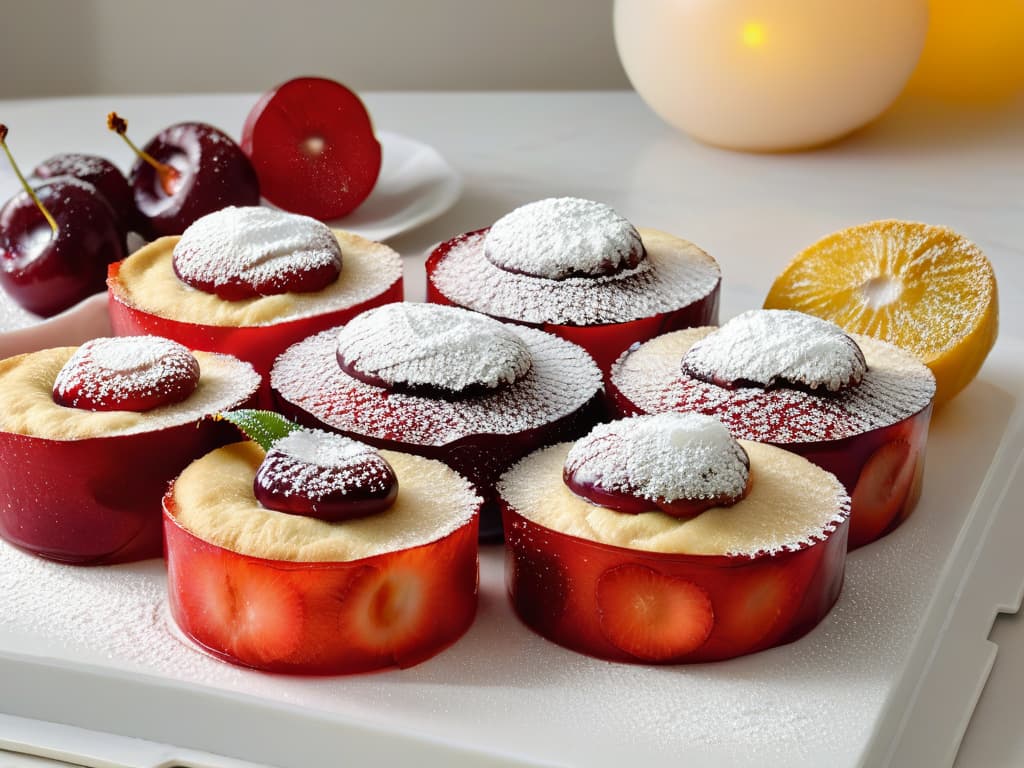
[[682, 310, 867, 392], [484, 198, 645, 279], [272, 325, 602, 446], [612, 328, 935, 443], [173, 206, 342, 298], [430, 228, 720, 325], [337, 303, 532, 393], [565, 414, 749, 504], [52, 336, 199, 410], [259, 429, 394, 503]]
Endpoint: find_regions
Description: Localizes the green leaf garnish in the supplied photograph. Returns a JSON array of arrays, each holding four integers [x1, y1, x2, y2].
[[217, 409, 303, 451]]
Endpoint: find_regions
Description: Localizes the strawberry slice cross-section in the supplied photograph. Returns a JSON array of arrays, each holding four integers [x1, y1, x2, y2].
[[595, 563, 714, 662]]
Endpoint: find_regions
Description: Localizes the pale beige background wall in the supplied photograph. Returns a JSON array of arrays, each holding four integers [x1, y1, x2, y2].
[[1, 0, 629, 97]]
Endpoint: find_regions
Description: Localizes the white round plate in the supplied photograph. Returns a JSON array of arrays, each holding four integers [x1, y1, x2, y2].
[[0, 131, 460, 335]]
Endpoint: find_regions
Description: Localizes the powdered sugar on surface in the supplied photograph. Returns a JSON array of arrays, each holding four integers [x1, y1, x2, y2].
[[483, 198, 645, 279], [612, 328, 936, 443], [259, 429, 394, 502], [430, 228, 720, 325], [565, 413, 749, 504], [682, 310, 867, 393], [172, 206, 342, 297], [272, 325, 602, 446], [52, 336, 199, 409], [337, 303, 532, 393]]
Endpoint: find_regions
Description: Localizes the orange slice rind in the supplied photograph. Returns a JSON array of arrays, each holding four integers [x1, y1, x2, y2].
[[764, 220, 998, 407]]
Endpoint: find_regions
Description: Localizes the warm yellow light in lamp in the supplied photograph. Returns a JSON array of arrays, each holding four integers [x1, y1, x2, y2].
[[614, 0, 929, 151], [741, 21, 766, 48], [908, 0, 1024, 102]]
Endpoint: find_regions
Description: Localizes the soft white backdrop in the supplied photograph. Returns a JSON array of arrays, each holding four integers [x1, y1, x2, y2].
[[1, 0, 629, 97]]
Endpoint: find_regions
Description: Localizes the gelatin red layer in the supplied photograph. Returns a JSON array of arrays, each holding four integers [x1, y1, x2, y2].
[[0, 417, 243, 565], [502, 505, 848, 664], [107, 261, 403, 406], [608, 376, 932, 550], [163, 493, 479, 675], [275, 390, 606, 543], [426, 231, 720, 372]]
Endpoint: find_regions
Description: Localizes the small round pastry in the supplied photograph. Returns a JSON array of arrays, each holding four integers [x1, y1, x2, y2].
[[271, 302, 605, 541], [425, 198, 721, 371], [609, 309, 937, 549], [164, 426, 480, 674], [0, 336, 259, 564], [107, 206, 403, 404], [498, 413, 850, 664]]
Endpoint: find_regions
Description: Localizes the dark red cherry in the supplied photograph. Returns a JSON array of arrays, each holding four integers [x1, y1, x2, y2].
[[32, 153, 144, 240], [52, 336, 200, 412], [0, 126, 125, 317], [254, 429, 398, 521], [108, 113, 259, 237]]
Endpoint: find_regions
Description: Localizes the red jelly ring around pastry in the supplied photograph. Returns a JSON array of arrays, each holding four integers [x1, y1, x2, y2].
[[501, 505, 848, 664], [163, 490, 480, 675], [425, 230, 720, 372]]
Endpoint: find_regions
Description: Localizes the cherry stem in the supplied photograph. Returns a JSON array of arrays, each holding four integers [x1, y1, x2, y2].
[[107, 112, 181, 196], [0, 124, 59, 234]]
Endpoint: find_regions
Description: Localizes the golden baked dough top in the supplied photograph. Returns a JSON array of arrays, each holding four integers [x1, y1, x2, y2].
[[0, 346, 258, 440], [170, 441, 481, 562], [110, 230, 402, 327], [498, 441, 848, 557]]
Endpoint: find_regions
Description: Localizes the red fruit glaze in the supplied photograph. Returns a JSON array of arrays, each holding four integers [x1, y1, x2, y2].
[[254, 430, 399, 521], [242, 77, 381, 220], [52, 336, 200, 412], [163, 492, 479, 674], [502, 506, 848, 663], [426, 229, 720, 372]]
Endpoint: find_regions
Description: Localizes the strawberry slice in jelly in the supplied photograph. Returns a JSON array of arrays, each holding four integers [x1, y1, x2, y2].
[[176, 552, 305, 666], [850, 439, 918, 547], [595, 564, 714, 661]]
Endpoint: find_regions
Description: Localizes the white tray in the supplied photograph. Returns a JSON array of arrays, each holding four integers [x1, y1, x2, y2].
[[0, 317, 1021, 767]]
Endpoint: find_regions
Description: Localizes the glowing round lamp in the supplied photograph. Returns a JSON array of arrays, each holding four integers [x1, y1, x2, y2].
[[614, 0, 929, 151], [908, 0, 1024, 102]]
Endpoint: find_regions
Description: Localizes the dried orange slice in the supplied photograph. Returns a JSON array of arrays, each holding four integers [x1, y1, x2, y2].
[[764, 220, 998, 406]]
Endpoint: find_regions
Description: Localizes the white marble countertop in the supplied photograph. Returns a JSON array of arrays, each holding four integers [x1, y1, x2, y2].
[[0, 91, 1022, 768]]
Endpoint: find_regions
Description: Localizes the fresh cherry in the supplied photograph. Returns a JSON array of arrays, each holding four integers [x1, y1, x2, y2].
[[0, 125, 125, 317], [108, 112, 259, 237], [241, 77, 381, 220], [32, 152, 143, 241], [254, 429, 398, 521], [52, 336, 200, 412]]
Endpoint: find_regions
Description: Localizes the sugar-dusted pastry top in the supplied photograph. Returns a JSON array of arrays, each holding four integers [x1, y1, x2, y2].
[[499, 441, 849, 557], [612, 327, 936, 443], [170, 441, 480, 562], [0, 346, 258, 440], [430, 227, 720, 326], [110, 229, 401, 327]]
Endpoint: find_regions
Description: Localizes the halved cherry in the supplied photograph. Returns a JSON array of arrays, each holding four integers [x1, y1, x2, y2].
[[595, 564, 714, 661], [242, 77, 381, 220], [253, 429, 398, 521], [52, 336, 200, 412]]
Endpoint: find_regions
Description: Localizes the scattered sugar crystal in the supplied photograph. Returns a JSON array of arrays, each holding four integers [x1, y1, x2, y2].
[[260, 429, 394, 501]]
